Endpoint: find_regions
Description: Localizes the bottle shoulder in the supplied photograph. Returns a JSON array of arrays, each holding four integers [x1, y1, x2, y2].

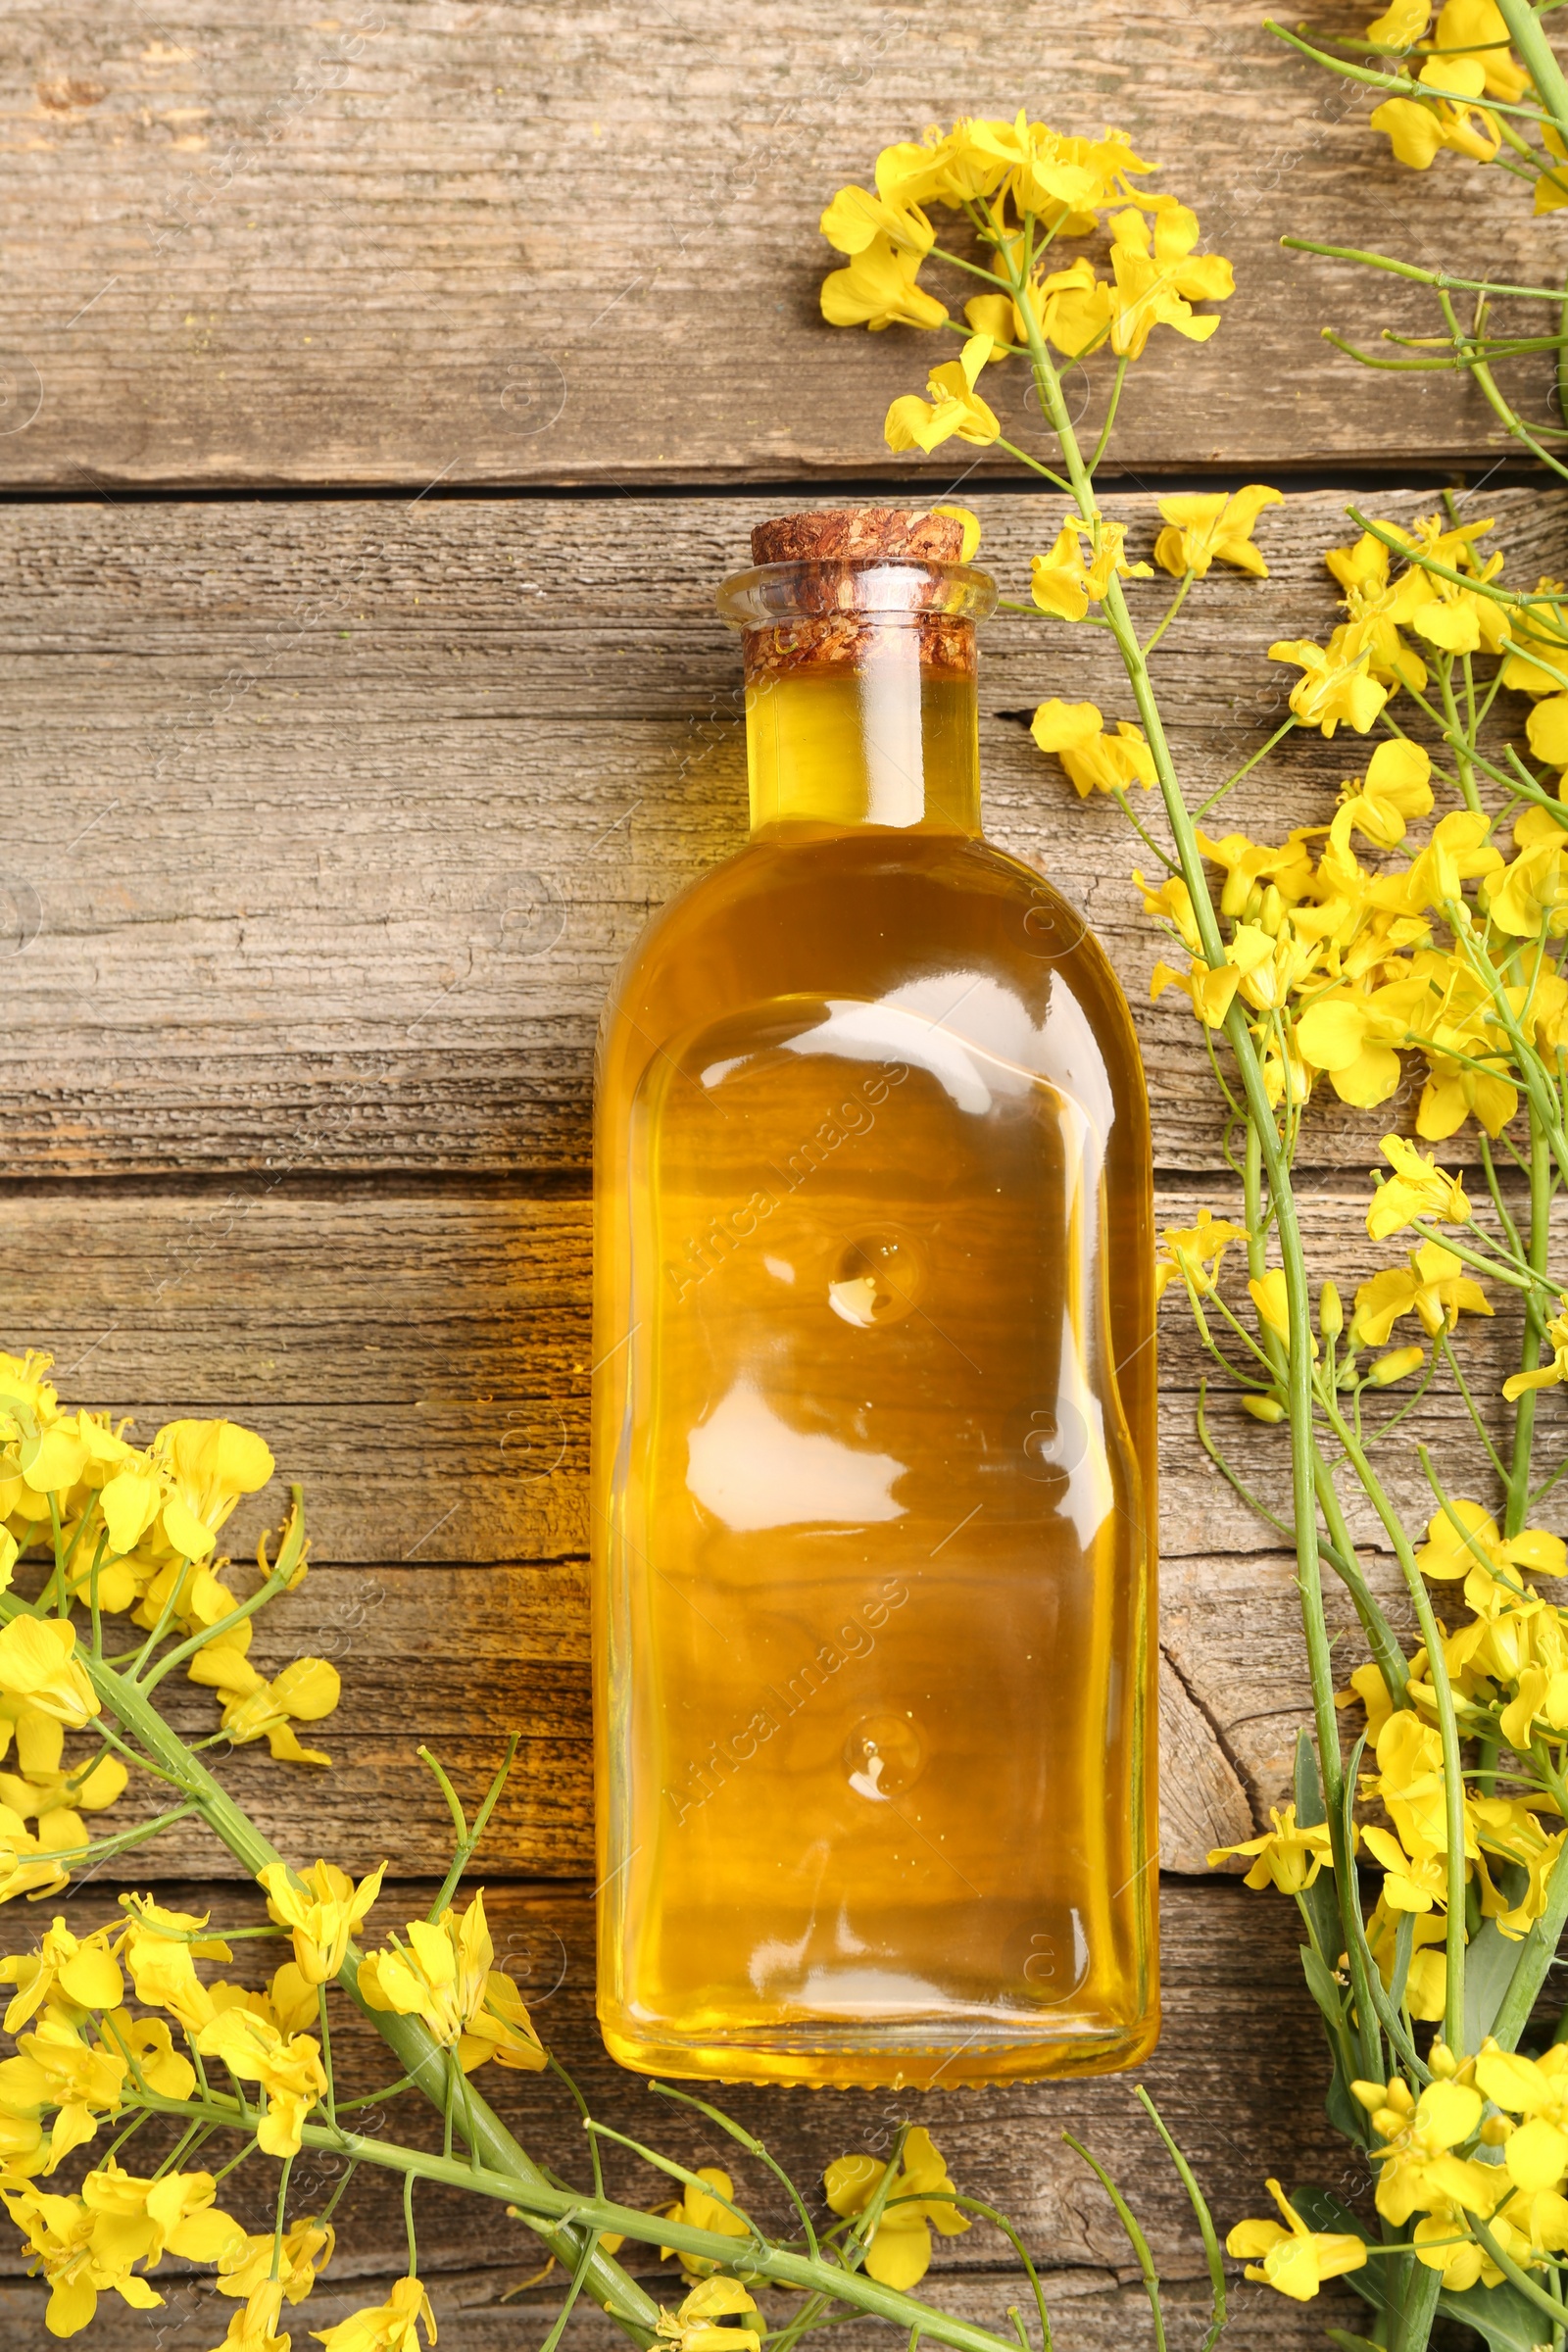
[[610, 832, 1119, 999], [599, 831, 1148, 1153]]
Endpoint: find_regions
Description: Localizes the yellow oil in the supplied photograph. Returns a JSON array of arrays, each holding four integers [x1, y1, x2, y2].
[[593, 646, 1157, 2088]]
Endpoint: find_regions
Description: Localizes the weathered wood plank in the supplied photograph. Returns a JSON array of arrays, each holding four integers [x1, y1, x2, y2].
[[0, 2, 1561, 485], [4, 486, 1565, 1177], [0, 1178, 1541, 1566], [0, 1555, 1254, 1879], [0, 1877, 1356, 2352], [0, 2267, 1347, 2352], [1, 1173, 1536, 1871]]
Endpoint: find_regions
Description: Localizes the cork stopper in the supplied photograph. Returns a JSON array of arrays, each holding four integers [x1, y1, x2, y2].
[[750, 506, 965, 566], [738, 506, 978, 687]]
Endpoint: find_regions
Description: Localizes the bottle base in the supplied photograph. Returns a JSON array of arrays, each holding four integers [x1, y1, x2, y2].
[[598, 2007, 1161, 2089]]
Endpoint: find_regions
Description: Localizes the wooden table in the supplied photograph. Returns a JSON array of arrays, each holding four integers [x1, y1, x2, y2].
[[0, 3, 1558, 2342]]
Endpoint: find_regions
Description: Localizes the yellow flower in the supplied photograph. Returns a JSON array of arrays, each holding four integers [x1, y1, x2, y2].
[[1487, 834, 1568, 939], [82, 2159, 246, 2268], [99, 2011, 195, 2102], [357, 1890, 546, 2076], [1362, 1823, 1448, 1913], [1295, 974, 1422, 1111], [1248, 1271, 1319, 1357], [1528, 694, 1568, 768], [194, 2009, 327, 2158], [1031, 700, 1155, 796], [1435, 0, 1531, 100], [822, 2128, 969, 2290], [1027, 257, 1115, 359], [1367, 1134, 1470, 1240], [818, 186, 934, 260], [930, 504, 982, 562], [1335, 740, 1434, 852], [655, 2277, 763, 2352], [1153, 1210, 1250, 1302], [1368, 2, 1433, 51], [1153, 486, 1282, 579], [820, 235, 948, 332], [1350, 1242, 1492, 1348], [656, 2166, 752, 2280], [120, 1898, 232, 2033], [1029, 514, 1152, 620], [1208, 1804, 1335, 1891], [0, 2180, 164, 2336], [0, 1619, 98, 1733], [872, 122, 1011, 211], [1500, 580, 1568, 696], [219, 2216, 335, 2303], [1323, 532, 1432, 695], [1369, 1344, 1427, 1387], [1363, 2078, 1499, 2227], [218, 2280, 292, 2352], [1371, 62, 1500, 172], [1150, 954, 1240, 1029], [1268, 638, 1388, 736], [207, 1958, 320, 2039], [258, 1860, 385, 1986], [884, 334, 1001, 453], [1504, 1297, 1568, 1400], [151, 1419, 274, 1566], [0, 1919, 122, 2035], [1226, 2178, 1368, 2301], [0, 1696, 126, 1865], [0, 2163, 245, 2336], [0, 2013, 128, 2174], [1411, 2197, 1500, 2288], [311, 2273, 437, 2352], [961, 113, 1151, 229], [185, 1648, 341, 1766], [1476, 2042, 1568, 2193], [1105, 201, 1233, 358]]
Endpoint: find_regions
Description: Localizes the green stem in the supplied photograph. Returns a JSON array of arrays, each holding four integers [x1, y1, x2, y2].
[[1321, 1410, 1467, 2047], [1496, 0, 1568, 148], [1506, 1105, 1553, 1536], [0, 1576, 662, 2347], [988, 203, 1370, 2082]]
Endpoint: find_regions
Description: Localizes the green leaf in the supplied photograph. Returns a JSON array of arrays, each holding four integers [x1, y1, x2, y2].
[[1437, 2278, 1551, 2352], [1465, 1918, 1522, 2051], [1324, 2331, 1384, 2352], [1300, 1943, 1349, 2031], [1325, 2055, 1369, 2147]]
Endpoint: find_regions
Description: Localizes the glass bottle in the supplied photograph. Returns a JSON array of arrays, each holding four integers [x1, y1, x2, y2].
[[592, 506, 1157, 2089]]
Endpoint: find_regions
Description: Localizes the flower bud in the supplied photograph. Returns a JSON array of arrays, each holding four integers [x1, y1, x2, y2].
[[1369, 1345, 1426, 1388], [1428, 2041, 1457, 2080], [1259, 884, 1285, 936], [1481, 2113, 1514, 2145], [1242, 1395, 1285, 1424], [1319, 1282, 1344, 1343]]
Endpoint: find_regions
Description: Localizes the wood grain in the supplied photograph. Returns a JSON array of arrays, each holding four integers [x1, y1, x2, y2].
[[4, 485, 1564, 1179], [1, 3, 1564, 487], [1, 1173, 1541, 1874], [0, 1877, 1360, 2352]]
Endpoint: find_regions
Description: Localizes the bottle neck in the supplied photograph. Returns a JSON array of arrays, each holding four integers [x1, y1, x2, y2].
[[744, 628, 982, 839]]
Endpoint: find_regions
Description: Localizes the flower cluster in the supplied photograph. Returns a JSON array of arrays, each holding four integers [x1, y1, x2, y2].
[[818, 116, 1233, 456], [0, 1855, 550, 2343], [0, 1352, 341, 1906]]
